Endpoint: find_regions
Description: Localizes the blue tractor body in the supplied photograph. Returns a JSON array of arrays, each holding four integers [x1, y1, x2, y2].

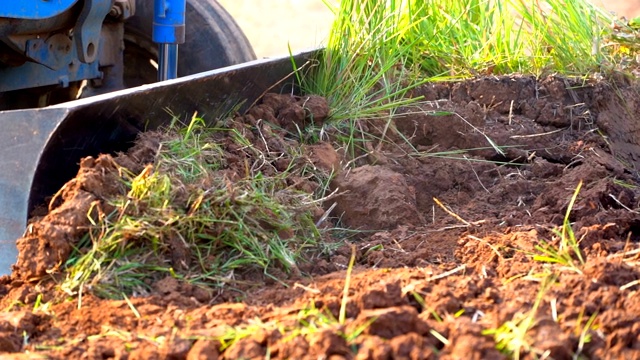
[[0, 0, 185, 94], [0, 0, 78, 19]]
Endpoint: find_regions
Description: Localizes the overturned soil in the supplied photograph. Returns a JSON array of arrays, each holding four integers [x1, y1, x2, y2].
[[1, 75, 640, 359]]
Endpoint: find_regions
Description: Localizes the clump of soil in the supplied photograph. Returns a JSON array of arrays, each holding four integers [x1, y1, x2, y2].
[[1, 77, 640, 359]]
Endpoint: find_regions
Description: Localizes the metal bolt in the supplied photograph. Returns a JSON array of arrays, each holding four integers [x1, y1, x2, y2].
[[109, 6, 122, 17], [58, 76, 69, 88]]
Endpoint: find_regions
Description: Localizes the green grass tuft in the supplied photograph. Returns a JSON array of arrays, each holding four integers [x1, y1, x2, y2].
[[293, 0, 634, 165], [405, 0, 618, 77], [533, 181, 585, 273]]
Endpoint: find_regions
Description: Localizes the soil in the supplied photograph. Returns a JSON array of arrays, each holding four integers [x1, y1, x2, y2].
[[1, 75, 640, 359]]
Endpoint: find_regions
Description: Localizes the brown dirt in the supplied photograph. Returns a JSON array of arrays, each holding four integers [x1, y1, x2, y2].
[[1, 75, 640, 359]]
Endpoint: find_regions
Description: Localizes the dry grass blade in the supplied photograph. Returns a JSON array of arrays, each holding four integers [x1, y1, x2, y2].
[[433, 197, 476, 226]]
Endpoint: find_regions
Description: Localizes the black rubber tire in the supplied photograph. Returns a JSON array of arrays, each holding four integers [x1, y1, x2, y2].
[[123, 0, 256, 87]]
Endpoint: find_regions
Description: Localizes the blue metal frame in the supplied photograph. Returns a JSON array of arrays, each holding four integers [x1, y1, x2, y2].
[[0, 0, 188, 89], [0, 0, 111, 92], [0, 0, 79, 20], [0, 59, 99, 93], [74, 0, 113, 63]]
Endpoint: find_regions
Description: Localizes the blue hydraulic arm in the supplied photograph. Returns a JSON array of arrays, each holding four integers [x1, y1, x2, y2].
[[153, 0, 186, 81]]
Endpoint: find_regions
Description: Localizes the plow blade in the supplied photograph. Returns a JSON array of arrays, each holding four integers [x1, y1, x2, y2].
[[0, 49, 318, 275]]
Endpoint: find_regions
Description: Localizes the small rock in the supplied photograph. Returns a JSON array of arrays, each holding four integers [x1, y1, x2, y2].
[[223, 338, 264, 360], [307, 328, 351, 357], [187, 340, 219, 360], [355, 335, 392, 360], [154, 276, 180, 294], [351, 306, 429, 339]]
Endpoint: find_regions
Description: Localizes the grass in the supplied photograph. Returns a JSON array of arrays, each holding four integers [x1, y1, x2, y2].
[[199, 247, 370, 355], [303, 0, 630, 116], [484, 272, 601, 359], [299, 0, 427, 123], [413, 0, 617, 76], [291, 0, 635, 167], [60, 114, 323, 299], [333, 0, 631, 79], [533, 181, 586, 273], [290, 0, 431, 161], [573, 309, 599, 360], [208, 301, 368, 354], [483, 275, 556, 360]]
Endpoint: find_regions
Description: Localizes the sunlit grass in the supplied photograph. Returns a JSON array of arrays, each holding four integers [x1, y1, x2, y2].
[[293, 0, 633, 165], [302, 0, 630, 124], [405, 0, 618, 77]]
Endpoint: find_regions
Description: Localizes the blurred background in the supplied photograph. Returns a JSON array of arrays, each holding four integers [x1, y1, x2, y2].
[[218, 0, 640, 58], [598, 0, 640, 18], [217, 0, 333, 58]]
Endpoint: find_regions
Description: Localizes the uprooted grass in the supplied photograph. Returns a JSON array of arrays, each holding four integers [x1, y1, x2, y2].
[[60, 115, 324, 299]]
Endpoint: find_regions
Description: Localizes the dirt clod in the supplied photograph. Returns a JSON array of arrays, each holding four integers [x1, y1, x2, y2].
[[332, 165, 423, 230]]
